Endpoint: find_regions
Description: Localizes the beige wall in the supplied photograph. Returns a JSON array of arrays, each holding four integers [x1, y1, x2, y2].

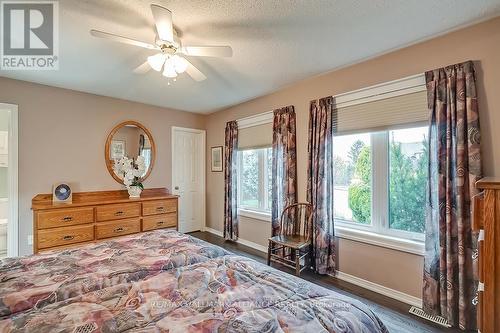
[[0, 77, 205, 255], [205, 17, 500, 298]]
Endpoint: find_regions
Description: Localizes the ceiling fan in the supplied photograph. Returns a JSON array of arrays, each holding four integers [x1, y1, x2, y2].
[[90, 4, 232, 83]]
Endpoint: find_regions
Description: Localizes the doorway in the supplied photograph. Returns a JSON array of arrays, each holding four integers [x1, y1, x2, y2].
[[171, 127, 206, 233], [0, 103, 18, 258]]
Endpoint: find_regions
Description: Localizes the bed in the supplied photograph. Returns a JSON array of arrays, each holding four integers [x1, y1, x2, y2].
[[0, 230, 388, 332]]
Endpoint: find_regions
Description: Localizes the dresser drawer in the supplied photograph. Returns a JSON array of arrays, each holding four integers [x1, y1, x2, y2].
[[37, 207, 94, 229], [142, 213, 177, 231], [96, 218, 141, 239], [143, 199, 177, 216], [38, 224, 94, 249], [96, 203, 141, 221]]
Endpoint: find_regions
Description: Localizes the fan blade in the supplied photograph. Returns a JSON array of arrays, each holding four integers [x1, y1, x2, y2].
[[90, 30, 158, 50], [151, 5, 174, 42], [133, 61, 151, 74], [180, 46, 233, 57], [184, 59, 207, 81]]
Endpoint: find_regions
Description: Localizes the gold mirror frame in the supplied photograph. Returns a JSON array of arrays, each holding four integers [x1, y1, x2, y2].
[[105, 120, 156, 184]]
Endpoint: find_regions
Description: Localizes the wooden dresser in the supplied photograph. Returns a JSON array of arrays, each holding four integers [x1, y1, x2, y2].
[[474, 178, 500, 333], [32, 188, 178, 253]]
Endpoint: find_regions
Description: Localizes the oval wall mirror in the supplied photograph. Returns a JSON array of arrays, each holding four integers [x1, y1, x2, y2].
[[105, 121, 156, 184]]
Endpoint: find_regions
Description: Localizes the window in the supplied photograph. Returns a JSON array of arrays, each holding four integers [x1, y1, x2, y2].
[[238, 147, 272, 219], [333, 126, 428, 250], [331, 74, 429, 254], [236, 112, 273, 221], [333, 133, 372, 224]]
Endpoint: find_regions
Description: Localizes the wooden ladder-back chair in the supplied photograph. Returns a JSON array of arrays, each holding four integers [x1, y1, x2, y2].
[[267, 202, 313, 276]]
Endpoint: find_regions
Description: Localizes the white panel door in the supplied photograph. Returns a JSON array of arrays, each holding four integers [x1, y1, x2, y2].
[[172, 127, 205, 233]]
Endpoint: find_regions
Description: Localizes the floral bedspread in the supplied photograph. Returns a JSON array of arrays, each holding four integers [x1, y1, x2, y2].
[[0, 230, 388, 332], [0, 230, 229, 318]]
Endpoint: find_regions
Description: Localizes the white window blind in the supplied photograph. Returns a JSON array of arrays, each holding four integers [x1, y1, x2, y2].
[[238, 123, 273, 149], [333, 74, 428, 135]]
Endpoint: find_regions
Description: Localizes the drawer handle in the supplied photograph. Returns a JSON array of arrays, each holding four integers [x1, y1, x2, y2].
[[156, 207, 165, 211], [114, 227, 124, 233], [114, 211, 124, 216], [63, 235, 74, 241], [157, 221, 164, 226], [62, 216, 73, 222]]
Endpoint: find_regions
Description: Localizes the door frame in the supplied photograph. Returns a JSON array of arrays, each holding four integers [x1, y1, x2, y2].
[[171, 127, 206, 232], [0, 103, 18, 257]]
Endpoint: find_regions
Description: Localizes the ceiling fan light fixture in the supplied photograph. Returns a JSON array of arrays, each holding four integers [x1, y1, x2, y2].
[[172, 55, 188, 73], [90, 5, 225, 82], [147, 53, 166, 71], [162, 59, 178, 78]]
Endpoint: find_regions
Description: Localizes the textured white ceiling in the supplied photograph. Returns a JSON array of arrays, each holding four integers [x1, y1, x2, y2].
[[1, 0, 500, 113]]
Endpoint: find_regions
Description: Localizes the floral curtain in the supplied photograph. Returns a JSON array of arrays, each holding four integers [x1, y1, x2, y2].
[[307, 96, 336, 275], [224, 121, 239, 241], [423, 61, 482, 330], [271, 105, 298, 236]]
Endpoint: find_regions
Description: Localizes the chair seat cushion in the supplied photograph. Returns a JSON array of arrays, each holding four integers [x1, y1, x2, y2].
[[269, 235, 311, 249]]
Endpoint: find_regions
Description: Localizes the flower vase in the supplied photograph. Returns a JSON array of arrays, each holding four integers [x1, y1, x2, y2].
[[127, 186, 142, 198]]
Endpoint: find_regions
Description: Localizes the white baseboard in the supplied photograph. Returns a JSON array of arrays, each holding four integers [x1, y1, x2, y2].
[[334, 271, 422, 308], [235, 237, 268, 253], [203, 227, 223, 237], [203, 227, 268, 253], [202, 227, 421, 308]]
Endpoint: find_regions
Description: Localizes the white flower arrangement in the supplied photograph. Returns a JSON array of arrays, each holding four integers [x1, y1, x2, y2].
[[113, 155, 146, 190]]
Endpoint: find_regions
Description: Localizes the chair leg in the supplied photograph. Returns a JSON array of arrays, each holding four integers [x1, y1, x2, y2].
[[295, 250, 300, 276], [267, 240, 272, 266]]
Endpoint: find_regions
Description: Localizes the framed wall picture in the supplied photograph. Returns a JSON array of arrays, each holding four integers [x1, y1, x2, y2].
[[211, 146, 223, 172], [110, 140, 126, 159]]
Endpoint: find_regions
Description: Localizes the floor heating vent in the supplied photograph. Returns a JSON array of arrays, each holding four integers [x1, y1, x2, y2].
[[409, 306, 451, 328]]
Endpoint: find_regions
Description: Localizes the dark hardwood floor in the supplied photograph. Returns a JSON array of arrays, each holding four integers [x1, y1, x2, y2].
[[190, 231, 466, 333]]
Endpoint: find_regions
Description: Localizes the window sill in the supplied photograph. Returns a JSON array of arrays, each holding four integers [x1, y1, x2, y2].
[[238, 209, 271, 222], [335, 225, 425, 256]]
